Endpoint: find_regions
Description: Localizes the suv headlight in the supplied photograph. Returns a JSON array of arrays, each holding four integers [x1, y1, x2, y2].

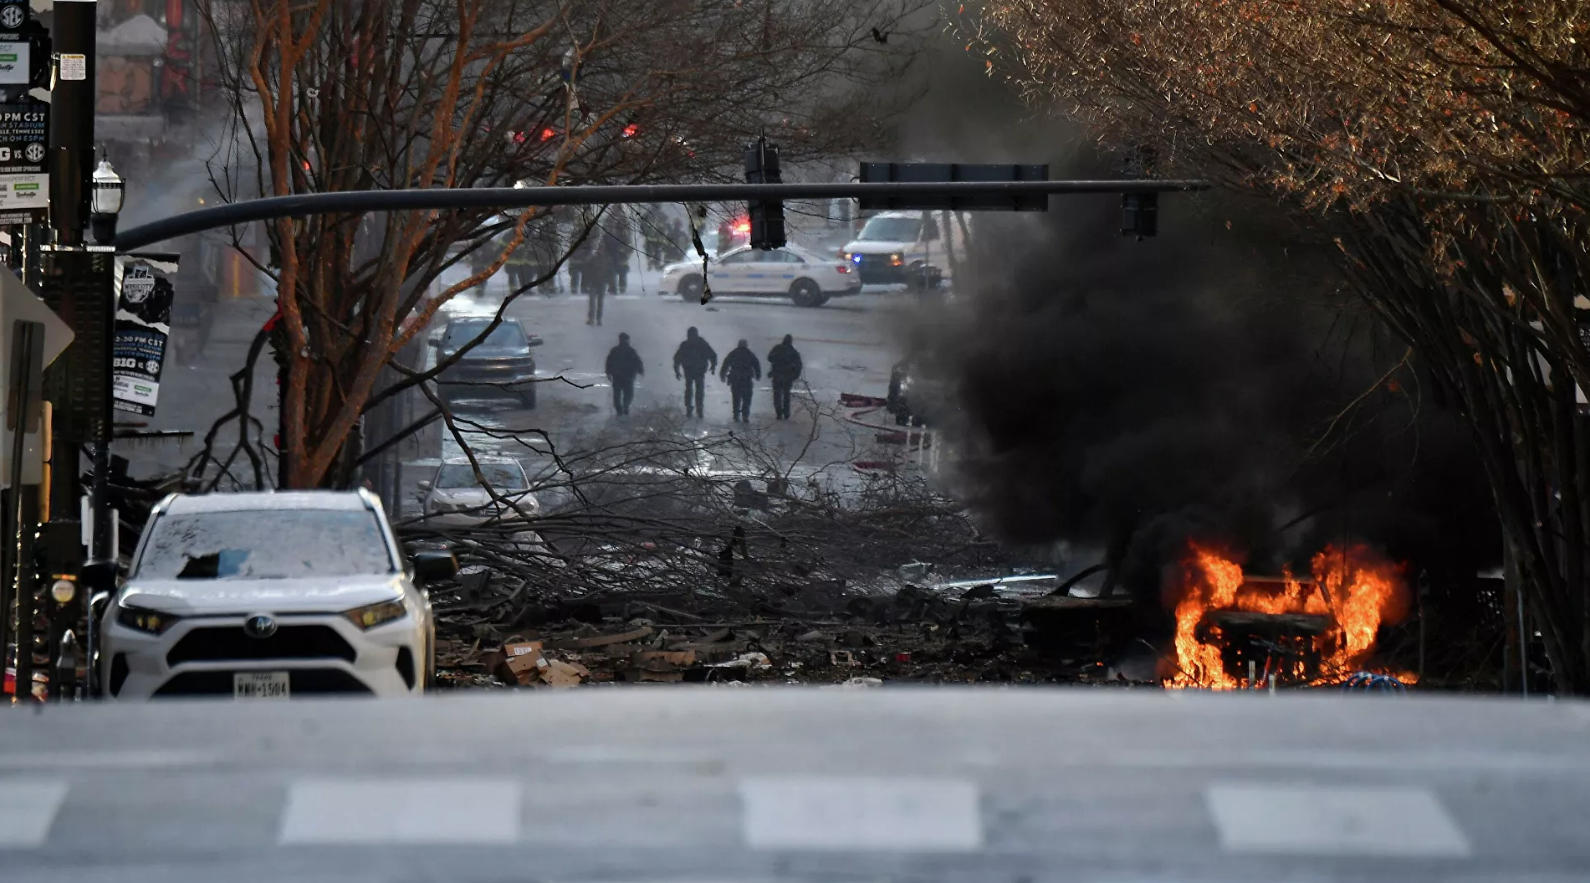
[[344, 599, 407, 629], [116, 604, 182, 635]]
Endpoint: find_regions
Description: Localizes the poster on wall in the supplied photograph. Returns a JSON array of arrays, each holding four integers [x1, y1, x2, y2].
[[112, 253, 179, 416]]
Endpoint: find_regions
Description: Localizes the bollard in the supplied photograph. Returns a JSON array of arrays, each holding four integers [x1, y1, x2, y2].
[[55, 629, 77, 702]]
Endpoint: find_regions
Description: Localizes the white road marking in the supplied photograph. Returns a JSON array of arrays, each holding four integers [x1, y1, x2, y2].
[[0, 779, 69, 848], [1205, 783, 1472, 857], [740, 776, 982, 852], [279, 778, 519, 845], [537, 746, 718, 765], [0, 750, 219, 770]]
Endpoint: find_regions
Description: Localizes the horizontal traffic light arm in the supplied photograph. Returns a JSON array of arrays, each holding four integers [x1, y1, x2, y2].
[[113, 179, 1211, 250]]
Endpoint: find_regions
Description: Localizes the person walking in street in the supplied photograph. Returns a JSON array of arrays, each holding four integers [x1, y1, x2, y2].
[[672, 326, 718, 419], [603, 206, 633, 294], [605, 332, 644, 416], [580, 230, 607, 324], [504, 238, 532, 293], [766, 334, 803, 420], [664, 218, 687, 264], [719, 339, 762, 423]]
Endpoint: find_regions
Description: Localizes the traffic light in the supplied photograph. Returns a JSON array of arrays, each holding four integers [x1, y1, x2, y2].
[[1121, 144, 1159, 239], [1122, 192, 1158, 239], [744, 137, 785, 250]]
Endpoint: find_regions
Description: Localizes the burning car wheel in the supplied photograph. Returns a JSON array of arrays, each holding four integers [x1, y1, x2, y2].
[[677, 274, 704, 302]]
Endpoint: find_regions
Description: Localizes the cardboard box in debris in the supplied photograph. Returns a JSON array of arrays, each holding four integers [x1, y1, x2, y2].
[[476, 626, 777, 687]]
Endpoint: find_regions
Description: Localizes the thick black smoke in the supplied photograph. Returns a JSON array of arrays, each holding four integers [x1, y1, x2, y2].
[[886, 40, 1498, 593]]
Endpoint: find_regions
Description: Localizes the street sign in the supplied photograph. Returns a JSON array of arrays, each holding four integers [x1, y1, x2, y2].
[[0, 35, 29, 84], [858, 163, 1051, 211], [0, 267, 74, 488], [0, 171, 46, 223], [0, 99, 46, 173], [112, 254, 180, 416], [0, 1, 26, 32]]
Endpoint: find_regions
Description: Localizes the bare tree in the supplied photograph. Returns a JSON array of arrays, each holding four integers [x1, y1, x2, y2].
[[973, 0, 1590, 690], [191, 0, 927, 489]]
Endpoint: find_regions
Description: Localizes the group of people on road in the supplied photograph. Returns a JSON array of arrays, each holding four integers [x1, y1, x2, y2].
[[640, 206, 690, 269], [602, 328, 804, 422]]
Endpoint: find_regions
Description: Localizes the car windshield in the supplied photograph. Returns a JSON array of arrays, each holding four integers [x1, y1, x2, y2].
[[857, 216, 921, 242], [437, 463, 527, 490], [136, 510, 394, 580], [444, 321, 525, 348]]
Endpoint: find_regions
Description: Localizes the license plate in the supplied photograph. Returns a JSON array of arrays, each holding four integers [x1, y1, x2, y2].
[[233, 671, 290, 700]]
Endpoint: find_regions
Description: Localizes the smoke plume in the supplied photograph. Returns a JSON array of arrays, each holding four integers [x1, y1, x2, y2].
[[887, 38, 1498, 591]]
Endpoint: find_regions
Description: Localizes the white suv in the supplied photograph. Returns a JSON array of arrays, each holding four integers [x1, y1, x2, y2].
[[99, 489, 456, 700]]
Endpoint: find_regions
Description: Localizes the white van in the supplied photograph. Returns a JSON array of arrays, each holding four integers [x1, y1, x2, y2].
[[840, 211, 963, 287]]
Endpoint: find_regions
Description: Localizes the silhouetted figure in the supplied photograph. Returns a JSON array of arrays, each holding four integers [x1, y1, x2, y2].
[[604, 332, 644, 415], [717, 525, 749, 585], [664, 218, 687, 263], [719, 339, 762, 423], [766, 334, 803, 420], [672, 326, 719, 418]]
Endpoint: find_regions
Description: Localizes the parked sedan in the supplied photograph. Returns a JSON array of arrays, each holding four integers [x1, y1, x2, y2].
[[430, 317, 542, 407], [661, 244, 861, 307], [99, 489, 457, 700], [419, 458, 541, 527]]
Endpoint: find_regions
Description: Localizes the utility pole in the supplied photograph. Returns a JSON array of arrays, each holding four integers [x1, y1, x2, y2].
[[31, 0, 108, 700]]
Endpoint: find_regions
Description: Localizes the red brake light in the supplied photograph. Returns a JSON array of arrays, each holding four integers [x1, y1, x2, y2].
[[733, 221, 750, 235], [622, 123, 639, 138], [540, 128, 557, 141]]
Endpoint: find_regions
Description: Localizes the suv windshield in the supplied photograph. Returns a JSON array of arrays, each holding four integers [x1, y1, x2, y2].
[[857, 216, 921, 243], [137, 510, 395, 580], [444, 320, 526, 349], [437, 463, 527, 490]]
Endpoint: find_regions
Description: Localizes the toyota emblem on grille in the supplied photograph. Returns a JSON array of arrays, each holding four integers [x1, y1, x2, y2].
[[243, 614, 278, 639]]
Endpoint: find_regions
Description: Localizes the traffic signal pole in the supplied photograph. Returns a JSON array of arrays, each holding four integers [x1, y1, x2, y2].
[[48, 0, 93, 249], [26, 0, 103, 701], [112, 179, 1212, 251]]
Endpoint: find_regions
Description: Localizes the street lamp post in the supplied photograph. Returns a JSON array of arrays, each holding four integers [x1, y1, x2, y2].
[[89, 161, 125, 246]]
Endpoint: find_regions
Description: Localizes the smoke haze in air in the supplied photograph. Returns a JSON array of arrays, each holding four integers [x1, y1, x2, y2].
[[884, 37, 1497, 590]]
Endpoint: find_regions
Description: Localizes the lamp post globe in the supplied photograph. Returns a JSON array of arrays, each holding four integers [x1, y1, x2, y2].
[[90, 160, 125, 244]]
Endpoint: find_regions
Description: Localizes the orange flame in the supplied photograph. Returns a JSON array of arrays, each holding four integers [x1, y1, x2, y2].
[[1167, 542, 1408, 689]]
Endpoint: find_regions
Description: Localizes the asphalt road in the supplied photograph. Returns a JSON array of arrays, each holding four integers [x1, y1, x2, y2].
[[1, 690, 1587, 882], [405, 266, 932, 512]]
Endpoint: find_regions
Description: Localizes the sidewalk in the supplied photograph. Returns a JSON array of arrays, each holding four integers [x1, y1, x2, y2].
[[121, 295, 279, 483]]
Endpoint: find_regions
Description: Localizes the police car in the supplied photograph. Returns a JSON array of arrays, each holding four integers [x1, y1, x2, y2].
[[660, 244, 861, 307]]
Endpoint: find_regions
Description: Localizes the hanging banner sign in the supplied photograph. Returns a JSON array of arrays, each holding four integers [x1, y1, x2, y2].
[[111, 254, 180, 416], [0, 99, 48, 172]]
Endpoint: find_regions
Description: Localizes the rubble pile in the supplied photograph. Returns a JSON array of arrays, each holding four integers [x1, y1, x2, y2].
[[433, 569, 1162, 688]]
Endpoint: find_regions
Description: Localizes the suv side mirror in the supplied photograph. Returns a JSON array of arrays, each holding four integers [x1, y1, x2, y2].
[[417, 480, 432, 492], [428, 337, 443, 348], [527, 335, 544, 347], [412, 550, 459, 584], [80, 559, 119, 593]]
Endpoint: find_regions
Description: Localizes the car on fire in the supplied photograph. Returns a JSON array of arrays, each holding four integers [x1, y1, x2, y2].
[[98, 490, 457, 700], [429, 316, 542, 408], [661, 244, 861, 307], [887, 360, 948, 427]]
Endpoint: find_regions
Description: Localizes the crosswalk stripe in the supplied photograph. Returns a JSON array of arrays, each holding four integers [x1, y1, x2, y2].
[[279, 778, 519, 845], [0, 779, 69, 848], [739, 776, 982, 852], [1205, 783, 1472, 857]]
